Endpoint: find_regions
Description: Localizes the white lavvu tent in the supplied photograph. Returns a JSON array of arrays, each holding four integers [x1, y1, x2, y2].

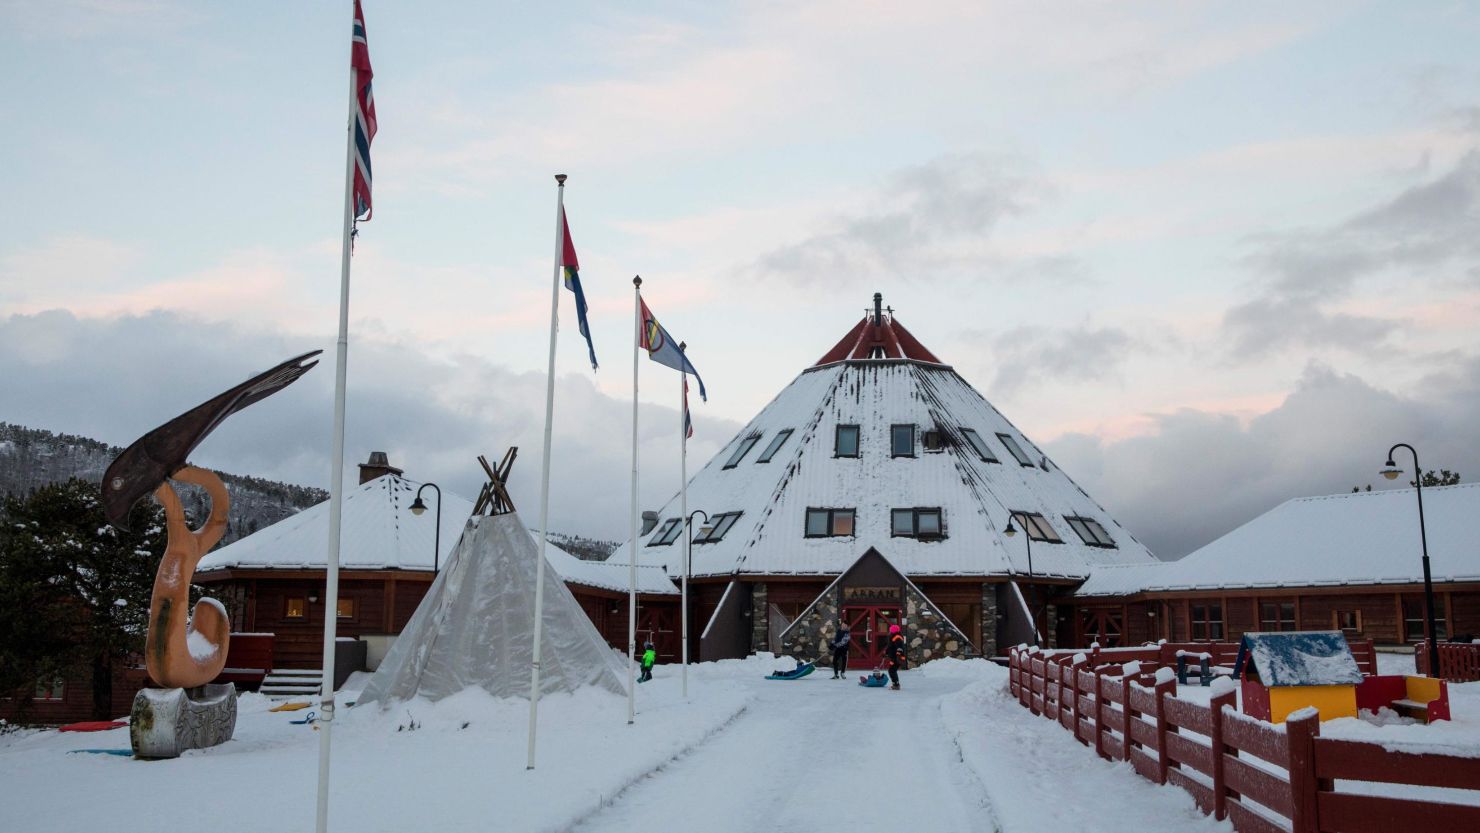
[[357, 512, 627, 707]]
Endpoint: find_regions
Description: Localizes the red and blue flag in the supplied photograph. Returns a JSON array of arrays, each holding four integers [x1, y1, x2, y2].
[[639, 299, 706, 401], [561, 209, 598, 370], [351, 1, 376, 221]]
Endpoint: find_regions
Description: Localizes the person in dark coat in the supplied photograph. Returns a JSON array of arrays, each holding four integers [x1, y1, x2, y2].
[[885, 624, 907, 690], [829, 622, 852, 678]]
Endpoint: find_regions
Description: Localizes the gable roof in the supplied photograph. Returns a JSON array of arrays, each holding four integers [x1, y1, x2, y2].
[[609, 305, 1156, 582], [197, 473, 678, 595], [1075, 483, 1480, 596], [1234, 632, 1363, 686]]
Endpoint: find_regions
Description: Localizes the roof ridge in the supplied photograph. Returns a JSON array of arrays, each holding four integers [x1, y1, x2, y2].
[[1294, 481, 1478, 503]]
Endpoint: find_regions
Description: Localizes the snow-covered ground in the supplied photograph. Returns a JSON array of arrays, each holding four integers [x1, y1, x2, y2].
[[3, 656, 1360, 833]]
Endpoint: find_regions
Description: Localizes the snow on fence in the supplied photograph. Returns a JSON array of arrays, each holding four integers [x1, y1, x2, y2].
[[1415, 640, 1480, 682], [1007, 646, 1480, 833]]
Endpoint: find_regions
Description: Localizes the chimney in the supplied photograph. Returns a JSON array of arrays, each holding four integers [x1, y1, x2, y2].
[[357, 451, 403, 484], [873, 292, 883, 326]]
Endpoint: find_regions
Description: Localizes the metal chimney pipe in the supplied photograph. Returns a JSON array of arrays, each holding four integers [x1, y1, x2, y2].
[[873, 292, 883, 325]]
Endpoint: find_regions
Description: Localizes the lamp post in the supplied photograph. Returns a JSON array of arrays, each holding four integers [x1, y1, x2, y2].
[[1380, 444, 1441, 678], [681, 510, 713, 699], [409, 482, 442, 574], [1002, 513, 1039, 647]]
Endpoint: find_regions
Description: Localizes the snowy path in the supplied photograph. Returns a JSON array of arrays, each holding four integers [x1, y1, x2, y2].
[[576, 668, 996, 833]]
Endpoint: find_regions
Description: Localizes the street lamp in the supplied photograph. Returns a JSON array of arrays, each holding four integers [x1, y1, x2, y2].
[[1003, 513, 1040, 647], [1381, 443, 1441, 678], [409, 482, 442, 573], [680, 510, 714, 699]]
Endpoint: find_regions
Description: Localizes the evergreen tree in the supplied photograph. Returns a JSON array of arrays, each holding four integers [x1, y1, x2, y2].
[[0, 479, 165, 719]]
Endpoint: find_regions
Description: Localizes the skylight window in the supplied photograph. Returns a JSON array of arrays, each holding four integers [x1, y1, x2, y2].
[[996, 433, 1035, 467], [892, 508, 944, 538], [1065, 516, 1117, 548], [805, 508, 855, 538], [646, 518, 683, 547], [960, 429, 999, 463], [756, 429, 793, 463], [891, 424, 915, 457], [1010, 511, 1062, 543], [835, 424, 860, 458], [723, 434, 761, 469], [693, 511, 741, 544]]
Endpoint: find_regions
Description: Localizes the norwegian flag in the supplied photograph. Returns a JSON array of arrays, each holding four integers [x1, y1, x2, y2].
[[351, 1, 376, 221]]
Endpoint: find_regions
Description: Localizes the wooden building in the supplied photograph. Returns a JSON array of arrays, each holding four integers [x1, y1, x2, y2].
[[1061, 484, 1480, 648], [606, 294, 1158, 666]]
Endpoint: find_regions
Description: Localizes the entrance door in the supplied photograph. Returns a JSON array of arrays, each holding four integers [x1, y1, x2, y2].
[[843, 606, 901, 668]]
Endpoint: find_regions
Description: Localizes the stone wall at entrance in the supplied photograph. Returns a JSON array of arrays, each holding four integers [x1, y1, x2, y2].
[[750, 582, 770, 653], [778, 579, 976, 666], [979, 584, 998, 658]]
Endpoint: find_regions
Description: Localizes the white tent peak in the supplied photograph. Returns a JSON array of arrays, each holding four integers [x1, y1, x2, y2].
[[357, 512, 627, 707]]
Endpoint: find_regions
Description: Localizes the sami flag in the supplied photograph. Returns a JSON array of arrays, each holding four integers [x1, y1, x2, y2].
[[561, 209, 598, 370], [639, 300, 706, 401], [351, 1, 376, 222]]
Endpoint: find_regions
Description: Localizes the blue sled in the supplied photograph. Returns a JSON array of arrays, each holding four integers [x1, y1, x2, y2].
[[858, 673, 889, 688], [765, 661, 816, 681]]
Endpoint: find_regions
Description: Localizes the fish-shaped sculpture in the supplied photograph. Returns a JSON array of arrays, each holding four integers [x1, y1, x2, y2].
[[101, 350, 320, 689], [102, 350, 322, 529]]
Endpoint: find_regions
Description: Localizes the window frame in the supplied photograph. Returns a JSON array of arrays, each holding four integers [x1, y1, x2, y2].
[[337, 597, 356, 620], [756, 429, 794, 463], [285, 597, 307, 620], [1333, 609, 1363, 635], [693, 511, 742, 544], [1258, 600, 1297, 632], [892, 507, 945, 539], [34, 678, 66, 702], [960, 428, 1000, 463], [723, 434, 762, 469], [1010, 511, 1063, 543], [1065, 515, 1117, 548], [922, 429, 943, 452], [805, 507, 856, 538], [835, 424, 861, 458], [996, 432, 1036, 467], [1190, 603, 1225, 641], [1402, 596, 1447, 642], [646, 518, 682, 547], [890, 424, 916, 458]]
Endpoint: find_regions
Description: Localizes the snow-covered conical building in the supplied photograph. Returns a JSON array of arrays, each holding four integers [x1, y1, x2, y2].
[[610, 294, 1156, 665]]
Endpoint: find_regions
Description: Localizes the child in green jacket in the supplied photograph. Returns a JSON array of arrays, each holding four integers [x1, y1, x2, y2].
[[638, 641, 656, 682]]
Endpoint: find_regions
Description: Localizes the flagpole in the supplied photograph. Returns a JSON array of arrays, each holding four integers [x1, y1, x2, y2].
[[628, 276, 641, 725], [527, 174, 567, 770], [679, 343, 689, 700], [315, 17, 359, 833]]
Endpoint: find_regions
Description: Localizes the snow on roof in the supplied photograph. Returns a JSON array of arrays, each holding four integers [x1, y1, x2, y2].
[[610, 358, 1156, 580], [1236, 632, 1363, 686], [1075, 483, 1480, 596], [198, 474, 678, 595]]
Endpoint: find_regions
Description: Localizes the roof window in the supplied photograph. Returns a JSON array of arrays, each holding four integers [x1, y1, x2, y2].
[[1010, 511, 1062, 543], [835, 424, 860, 458], [960, 429, 999, 463], [1065, 516, 1116, 548], [922, 429, 943, 451], [891, 424, 915, 457], [756, 429, 793, 463], [805, 508, 856, 538], [892, 508, 944, 538], [646, 518, 684, 547], [723, 434, 761, 469], [693, 511, 741, 544], [997, 433, 1035, 467]]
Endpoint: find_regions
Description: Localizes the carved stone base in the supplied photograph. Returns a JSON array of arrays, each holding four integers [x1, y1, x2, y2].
[[130, 684, 238, 759]]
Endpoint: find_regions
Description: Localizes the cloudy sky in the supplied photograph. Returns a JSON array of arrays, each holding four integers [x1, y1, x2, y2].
[[3, 1, 1478, 558]]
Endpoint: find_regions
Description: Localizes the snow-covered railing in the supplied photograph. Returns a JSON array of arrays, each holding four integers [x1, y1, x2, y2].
[[1007, 646, 1480, 833]]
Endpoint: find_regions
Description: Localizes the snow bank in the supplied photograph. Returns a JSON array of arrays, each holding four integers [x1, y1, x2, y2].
[[940, 666, 1231, 832]]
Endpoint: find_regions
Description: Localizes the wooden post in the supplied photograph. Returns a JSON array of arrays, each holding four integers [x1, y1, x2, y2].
[[1285, 709, 1320, 833], [1092, 669, 1106, 759], [1121, 673, 1134, 762], [1153, 677, 1174, 784], [1209, 689, 1236, 819]]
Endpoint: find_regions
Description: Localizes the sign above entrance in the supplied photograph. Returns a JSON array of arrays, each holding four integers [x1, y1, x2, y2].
[[843, 586, 901, 604]]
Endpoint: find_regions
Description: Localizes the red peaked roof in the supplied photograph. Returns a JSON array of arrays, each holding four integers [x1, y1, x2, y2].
[[812, 311, 944, 367]]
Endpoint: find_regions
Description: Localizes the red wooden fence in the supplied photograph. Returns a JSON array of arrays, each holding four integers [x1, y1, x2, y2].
[[1008, 646, 1480, 833], [1415, 641, 1480, 682]]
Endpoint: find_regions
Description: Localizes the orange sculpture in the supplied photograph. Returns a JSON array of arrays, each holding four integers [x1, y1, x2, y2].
[[145, 465, 232, 688]]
